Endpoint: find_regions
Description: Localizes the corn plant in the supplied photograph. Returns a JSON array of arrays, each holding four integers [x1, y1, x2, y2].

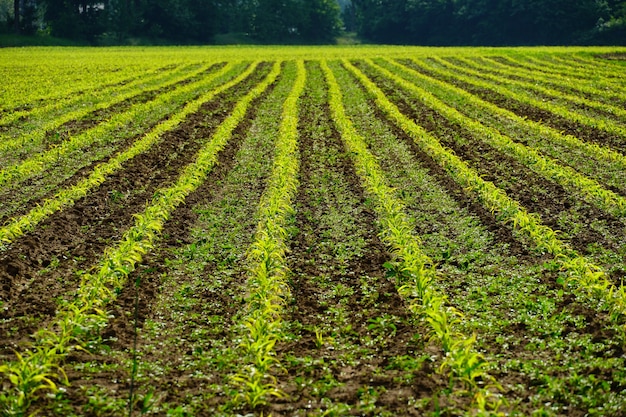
[[424, 56, 626, 140], [0, 61, 281, 415], [233, 60, 306, 410], [322, 59, 502, 413], [343, 59, 626, 335], [367, 58, 626, 218], [0, 61, 261, 246]]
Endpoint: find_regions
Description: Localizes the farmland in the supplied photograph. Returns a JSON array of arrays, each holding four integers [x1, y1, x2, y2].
[[0, 46, 625, 416]]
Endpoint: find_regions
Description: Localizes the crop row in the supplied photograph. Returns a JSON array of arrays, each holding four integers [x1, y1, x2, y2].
[[417, 56, 626, 142], [373, 58, 626, 196], [454, 56, 626, 107], [345, 59, 626, 328], [1, 48, 625, 416], [0, 62, 211, 157]]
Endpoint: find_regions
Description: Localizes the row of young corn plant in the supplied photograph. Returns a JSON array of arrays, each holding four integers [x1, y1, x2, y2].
[[362, 59, 626, 218], [504, 53, 626, 85], [0, 62, 214, 160], [124, 61, 294, 416], [344, 59, 626, 334], [459, 56, 626, 108], [230, 60, 305, 412], [415, 57, 626, 141], [330, 55, 624, 416], [0, 61, 262, 247], [36, 60, 292, 417], [0, 61, 281, 416], [0, 57, 159, 112], [0, 61, 250, 191], [323, 60, 504, 414], [0, 62, 197, 130], [380, 58, 626, 194], [0, 62, 263, 223], [441, 55, 626, 121]]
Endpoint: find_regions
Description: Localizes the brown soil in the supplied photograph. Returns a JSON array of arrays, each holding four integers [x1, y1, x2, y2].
[[356, 61, 626, 261], [402, 59, 626, 155], [0, 63, 272, 358], [261, 61, 455, 417], [32, 64, 281, 416]]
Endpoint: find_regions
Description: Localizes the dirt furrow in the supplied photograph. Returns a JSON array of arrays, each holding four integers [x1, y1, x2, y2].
[[267, 61, 447, 417], [356, 62, 626, 266], [402, 59, 626, 155], [0, 64, 272, 357]]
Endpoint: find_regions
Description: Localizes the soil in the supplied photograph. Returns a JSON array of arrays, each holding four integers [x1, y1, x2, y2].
[[2, 56, 626, 417], [0, 63, 272, 358], [262, 61, 453, 416], [402, 59, 626, 155], [356, 61, 626, 262]]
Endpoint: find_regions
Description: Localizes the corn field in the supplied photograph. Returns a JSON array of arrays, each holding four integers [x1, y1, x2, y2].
[[1, 46, 626, 416]]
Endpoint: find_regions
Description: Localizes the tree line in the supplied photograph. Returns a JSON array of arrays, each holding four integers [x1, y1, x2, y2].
[[346, 0, 626, 45], [5, 0, 342, 44], [4, 0, 626, 45]]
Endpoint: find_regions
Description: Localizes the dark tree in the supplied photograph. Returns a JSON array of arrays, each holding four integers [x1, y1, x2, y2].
[[13, 0, 18, 33]]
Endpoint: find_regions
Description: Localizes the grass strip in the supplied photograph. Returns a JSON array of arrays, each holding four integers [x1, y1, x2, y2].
[[0, 62, 242, 190], [366, 59, 626, 218], [420, 57, 626, 140], [0, 61, 280, 415], [323, 60, 503, 414], [231, 60, 305, 410], [0, 61, 256, 247], [0, 63, 213, 156], [343, 59, 626, 333]]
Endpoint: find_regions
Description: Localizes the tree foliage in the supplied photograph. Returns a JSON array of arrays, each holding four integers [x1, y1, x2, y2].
[[3, 0, 625, 44], [352, 0, 626, 45], [23, 0, 340, 44]]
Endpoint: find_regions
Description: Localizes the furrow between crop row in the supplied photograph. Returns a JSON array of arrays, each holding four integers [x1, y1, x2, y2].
[[0, 62, 217, 160], [324, 60, 504, 414], [364, 59, 626, 219], [0, 61, 281, 415], [385, 58, 626, 196], [343, 60, 626, 336]]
